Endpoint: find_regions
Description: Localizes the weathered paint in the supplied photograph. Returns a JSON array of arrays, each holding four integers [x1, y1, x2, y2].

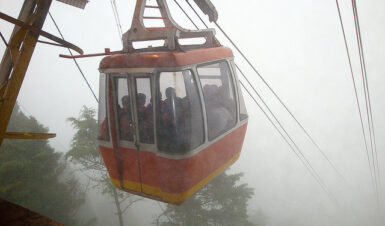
[[100, 123, 247, 204], [99, 46, 233, 69]]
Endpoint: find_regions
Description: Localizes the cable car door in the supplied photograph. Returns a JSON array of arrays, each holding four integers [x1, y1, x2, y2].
[[113, 74, 155, 193]]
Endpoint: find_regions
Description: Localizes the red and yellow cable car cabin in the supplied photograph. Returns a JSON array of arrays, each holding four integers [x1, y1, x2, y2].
[[96, 0, 248, 204], [97, 46, 248, 204]]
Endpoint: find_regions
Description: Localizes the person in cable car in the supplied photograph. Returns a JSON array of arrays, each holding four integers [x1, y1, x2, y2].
[[119, 95, 133, 140], [136, 93, 153, 143], [160, 87, 184, 152], [95, 0, 248, 205]]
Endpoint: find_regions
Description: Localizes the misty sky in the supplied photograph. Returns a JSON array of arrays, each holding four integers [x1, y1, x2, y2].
[[1, 0, 385, 225]]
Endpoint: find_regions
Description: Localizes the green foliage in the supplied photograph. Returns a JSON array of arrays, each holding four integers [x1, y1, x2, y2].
[[66, 106, 110, 192], [158, 171, 256, 226], [0, 104, 85, 225], [67, 106, 99, 162], [66, 106, 142, 226]]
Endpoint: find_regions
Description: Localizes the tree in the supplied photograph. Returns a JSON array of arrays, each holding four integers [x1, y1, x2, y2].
[[66, 106, 142, 226], [156, 171, 256, 226], [0, 104, 85, 225]]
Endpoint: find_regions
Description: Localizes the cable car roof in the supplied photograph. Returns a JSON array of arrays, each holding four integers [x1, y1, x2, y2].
[[99, 46, 233, 70]]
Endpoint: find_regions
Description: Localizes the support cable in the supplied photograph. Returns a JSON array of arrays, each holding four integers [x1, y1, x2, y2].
[[172, 0, 199, 29], [173, 0, 338, 204], [182, 0, 343, 179], [351, 0, 380, 187], [110, 0, 123, 39], [239, 80, 337, 204], [48, 12, 99, 103], [0, 32, 8, 47], [236, 65, 329, 187], [334, 0, 378, 202], [185, 0, 208, 28]]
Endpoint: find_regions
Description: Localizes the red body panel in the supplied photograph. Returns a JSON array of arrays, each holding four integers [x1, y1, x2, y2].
[[99, 123, 247, 197], [98, 46, 247, 203]]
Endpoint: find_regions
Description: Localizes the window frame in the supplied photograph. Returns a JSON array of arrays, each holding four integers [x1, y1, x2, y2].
[[99, 57, 243, 158], [133, 76, 155, 145], [155, 69, 205, 153], [229, 60, 248, 122], [97, 73, 111, 143], [196, 59, 239, 141], [112, 75, 135, 142]]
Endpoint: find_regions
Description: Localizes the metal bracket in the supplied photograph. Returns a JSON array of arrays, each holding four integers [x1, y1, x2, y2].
[[0, 12, 83, 54], [122, 0, 220, 52]]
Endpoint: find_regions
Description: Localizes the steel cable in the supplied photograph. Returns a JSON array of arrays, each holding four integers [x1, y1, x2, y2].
[[182, 0, 342, 180], [351, 0, 380, 187], [351, 0, 380, 207], [239, 80, 338, 204], [173, 0, 338, 204], [110, 0, 123, 39], [334, 0, 375, 186], [48, 12, 99, 103]]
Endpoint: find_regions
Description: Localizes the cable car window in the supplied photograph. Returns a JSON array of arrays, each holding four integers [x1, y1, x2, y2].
[[231, 61, 248, 121], [135, 78, 154, 144], [157, 70, 204, 153], [197, 61, 237, 140], [97, 73, 109, 141], [114, 76, 134, 141], [238, 85, 248, 121]]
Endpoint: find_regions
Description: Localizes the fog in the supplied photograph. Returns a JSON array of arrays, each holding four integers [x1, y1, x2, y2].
[[1, 0, 385, 225]]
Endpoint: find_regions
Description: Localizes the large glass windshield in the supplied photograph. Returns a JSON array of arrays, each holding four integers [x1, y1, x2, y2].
[[97, 73, 109, 141], [231, 61, 248, 121], [135, 77, 154, 144], [197, 61, 237, 140], [157, 70, 204, 153], [114, 76, 134, 142]]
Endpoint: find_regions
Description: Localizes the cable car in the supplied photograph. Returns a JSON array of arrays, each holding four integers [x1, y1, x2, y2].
[[97, 0, 248, 204]]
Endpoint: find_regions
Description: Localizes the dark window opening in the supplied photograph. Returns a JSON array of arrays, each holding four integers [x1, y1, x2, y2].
[[98, 73, 110, 141], [157, 70, 204, 153], [231, 61, 248, 121], [135, 77, 154, 144], [197, 61, 237, 140], [114, 76, 134, 142]]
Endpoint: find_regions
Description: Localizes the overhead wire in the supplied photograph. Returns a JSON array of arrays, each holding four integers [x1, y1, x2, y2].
[[0, 32, 8, 47], [110, 0, 123, 40], [239, 79, 337, 204], [172, 0, 198, 28], [183, 0, 343, 180], [351, 0, 381, 209], [48, 12, 99, 103], [237, 66, 331, 192], [334, 0, 379, 205], [172, 0, 338, 204], [185, 0, 208, 28], [351, 0, 380, 187]]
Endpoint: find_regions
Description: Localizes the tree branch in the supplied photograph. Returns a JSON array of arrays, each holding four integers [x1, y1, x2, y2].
[[121, 197, 144, 213]]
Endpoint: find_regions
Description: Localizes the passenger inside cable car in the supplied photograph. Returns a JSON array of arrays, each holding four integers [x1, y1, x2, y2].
[[198, 61, 237, 140], [93, 0, 249, 205], [97, 53, 249, 204], [119, 95, 133, 141], [156, 70, 204, 153]]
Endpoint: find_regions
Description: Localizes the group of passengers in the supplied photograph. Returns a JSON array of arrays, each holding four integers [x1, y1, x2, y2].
[[118, 93, 153, 142], [118, 87, 190, 149], [158, 87, 189, 152], [117, 83, 235, 149], [203, 84, 236, 138]]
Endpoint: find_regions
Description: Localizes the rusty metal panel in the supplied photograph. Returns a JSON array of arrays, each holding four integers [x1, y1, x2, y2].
[[0, 0, 52, 147], [56, 0, 88, 9]]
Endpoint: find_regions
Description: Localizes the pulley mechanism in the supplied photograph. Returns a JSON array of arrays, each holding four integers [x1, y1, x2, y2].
[[122, 0, 220, 52]]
